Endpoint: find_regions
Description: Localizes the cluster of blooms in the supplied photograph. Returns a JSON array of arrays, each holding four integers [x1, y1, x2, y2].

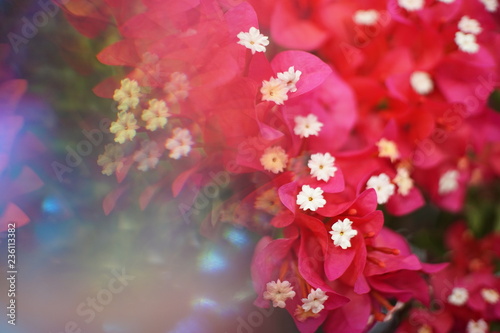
[[397, 222, 500, 333], [250, 0, 500, 213], [96, 73, 193, 177], [59, 0, 500, 331]]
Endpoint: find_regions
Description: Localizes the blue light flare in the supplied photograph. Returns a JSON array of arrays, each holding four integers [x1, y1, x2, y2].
[[197, 248, 227, 273], [192, 297, 218, 311], [41, 196, 63, 214], [222, 227, 249, 249]]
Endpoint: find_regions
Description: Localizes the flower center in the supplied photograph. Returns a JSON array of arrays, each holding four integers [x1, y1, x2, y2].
[[330, 218, 358, 249]]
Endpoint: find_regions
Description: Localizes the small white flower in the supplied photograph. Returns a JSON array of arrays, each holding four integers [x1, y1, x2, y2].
[[481, 288, 500, 304], [448, 287, 468, 306], [263, 279, 296, 308], [294, 114, 323, 138], [165, 127, 194, 159], [393, 167, 414, 196], [458, 16, 482, 35], [480, 0, 498, 12], [308, 152, 337, 182], [110, 111, 140, 144], [467, 319, 488, 333], [97, 144, 124, 176], [376, 138, 400, 162], [142, 99, 170, 131], [133, 141, 162, 171], [438, 169, 459, 195], [398, 0, 424, 11], [277, 66, 302, 93], [237, 27, 270, 54], [366, 173, 396, 204], [113, 78, 141, 112], [301, 288, 328, 314], [296, 185, 326, 211], [261, 77, 289, 105], [455, 32, 480, 54], [410, 71, 434, 95], [260, 146, 288, 174], [329, 218, 358, 249], [353, 10, 380, 25], [164, 72, 190, 104]]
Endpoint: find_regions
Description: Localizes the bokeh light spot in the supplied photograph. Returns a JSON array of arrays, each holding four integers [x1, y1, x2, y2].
[[42, 196, 63, 214], [223, 227, 249, 249], [197, 248, 227, 273]]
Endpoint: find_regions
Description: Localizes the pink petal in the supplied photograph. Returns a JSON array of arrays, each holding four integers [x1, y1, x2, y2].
[[270, 1, 328, 51], [0, 203, 30, 232], [251, 232, 298, 307], [369, 270, 431, 305], [323, 292, 372, 333], [224, 1, 259, 38], [316, 192, 353, 217], [115, 155, 134, 184], [142, 0, 199, 16], [171, 163, 200, 197], [347, 189, 378, 217], [248, 52, 274, 84], [271, 210, 295, 228], [307, 167, 345, 194], [386, 187, 425, 216], [102, 184, 129, 216], [271, 51, 332, 97], [97, 40, 141, 66], [324, 238, 357, 281], [278, 181, 298, 213], [8, 166, 44, 198], [139, 184, 160, 210]]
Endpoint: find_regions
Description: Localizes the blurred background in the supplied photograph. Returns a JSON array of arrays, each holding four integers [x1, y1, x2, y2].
[[0, 1, 303, 332], [0, 1, 499, 333]]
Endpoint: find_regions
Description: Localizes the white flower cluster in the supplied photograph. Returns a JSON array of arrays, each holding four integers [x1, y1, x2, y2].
[[97, 144, 124, 176], [261, 66, 302, 105], [165, 128, 194, 159], [263, 279, 296, 308], [455, 16, 482, 54]]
